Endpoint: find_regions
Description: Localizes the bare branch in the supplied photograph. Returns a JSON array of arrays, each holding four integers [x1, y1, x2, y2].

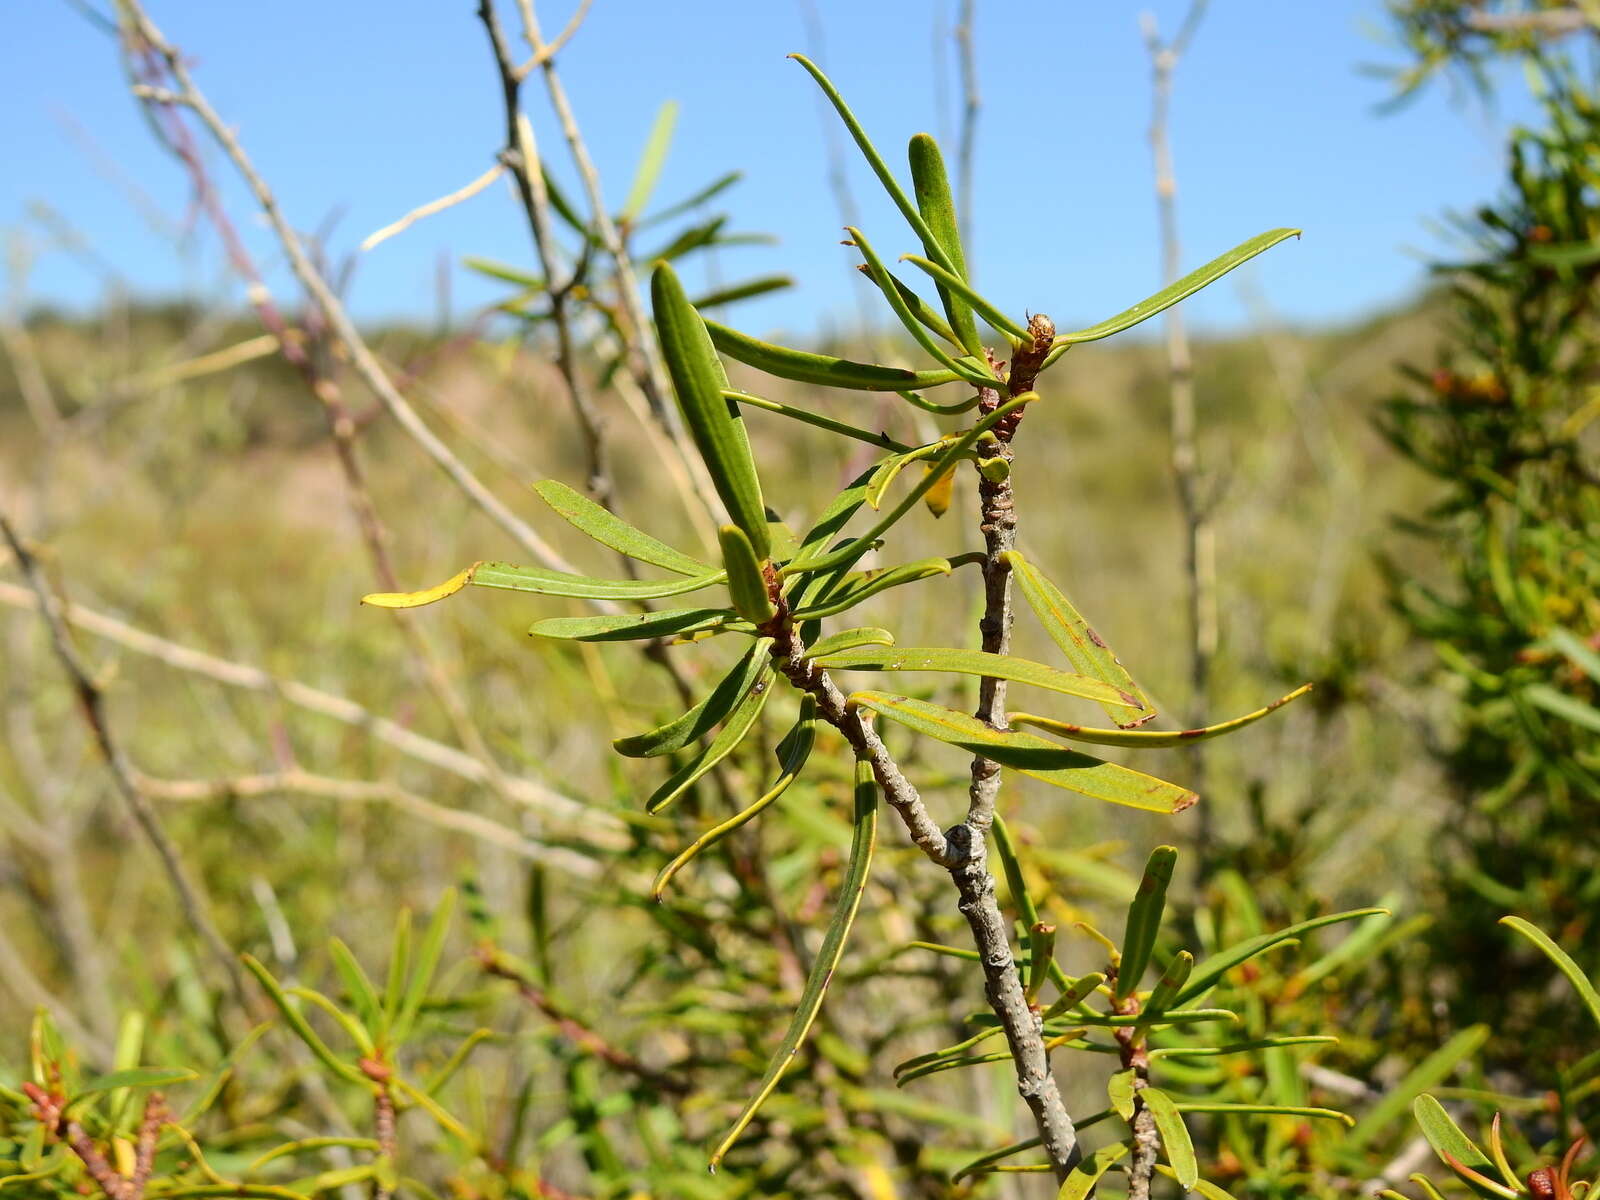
[[360, 163, 507, 253]]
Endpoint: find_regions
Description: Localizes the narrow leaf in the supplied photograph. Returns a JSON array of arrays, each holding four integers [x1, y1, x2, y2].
[[1116, 845, 1178, 1000], [363, 561, 723, 607], [719, 525, 776, 624], [1412, 1095, 1495, 1176], [653, 695, 817, 899], [532, 480, 712, 576], [908, 132, 982, 355], [792, 560, 958, 619], [1178, 909, 1388, 1007], [706, 318, 963, 391], [615, 639, 773, 758], [787, 55, 957, 275], [800, 627, 895, 658], [1056, 1141, 1130, 1200], [622, 100, 678, 221], [1014, 684, 1312, 748], [1154, 1166, 1241, 1199], [1006, 550, 1153, 727], [691, 275, 795, 310], [851, 692, 1198, 813], [646, 662, 774, 813], [1141, 951, 1196, 1023], [725, 388, 909, 452], [70, 1068, 196, 1103], [391, 888, 456, 1044], [1500, 916, 1600, 1032], [1173, 1102, 1353, 1125], [530, 607, 748, 642], [1150, 1035, 1337, 1059], [819, 647, 1141, 708], [652, 263, 769, 556], [1108, 1069, 1137, 1120], [709, 757, 878, 1170], [849, 225, 995, 385], [241, 955, 365, 1084], [1050, 228, 1302, 347], [328, 938, 383, 1036], [901, 253, 1028, 341], [1144, 1088, 1199, 1189], [1344, 1025, 1490, 1149]]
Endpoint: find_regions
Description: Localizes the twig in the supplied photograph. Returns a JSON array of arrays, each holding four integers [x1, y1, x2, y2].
[[360, 163, 507, 253], [514, 0, 594, 75], [1112, 994, 1160, 1200], [0, 511, 244, 1001], [0, 580, 617, 843], [1465, 8, 1591, 36], [137, 769, 604, 877], [114, 0, 574, 575], [480, 948, 691, 1094]]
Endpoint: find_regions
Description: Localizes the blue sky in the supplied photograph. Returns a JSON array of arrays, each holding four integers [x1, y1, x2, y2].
[[8, 2, 1540, 340]]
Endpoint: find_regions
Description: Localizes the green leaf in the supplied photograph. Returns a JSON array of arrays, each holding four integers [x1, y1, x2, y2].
[[1344, 1025, 1490, 1149], [1006, 551, 1154, 727], [653, 695, 817, 899], [532, 480, 712, 576], [1178, 908, 1387, 1007], [900, 253, 1028, 342], [867, 268, 960, 346], [327, 938, 384, 1036], [652, 263, 769, 557], [848, 225, 995, 385], [907, 132, 982, 356], [787, 55, 958, 276], [991, 813, 1042, 928], [706, 317, 965, 392], [709, 756, 878, 1170], [530, 607, 749, 643], [462, 256, 545, 290], [622, 101, 678, 221], [1144, 1088, 1198, 1189], [1154, 1166, 1241, 1199], [792, 560, 960, 620], [70, 1067, 197, 1103], [637, 169, 741, 231], [1025, 922, 1057, 1005], [1522, 683, 1600, 734], [1108, 1069, 1137, 1120], [1173, 1102, 1352, 1125], [864, 441, 946, 510], [615, 639, 773, 758], [725, 388, 909, 452], [1550, 626, 1600, 684], [1056, 1141, 1130, 1199], [719, 525, 776, 624], [241, 955, 365, 1084], [362, 561, 723, 608], [850, 692, 1198, 813], [1049, 228, 1301, 349], [1150, 1035, 1337, 1059], [820, 647, 1144, 708], [1014, 684, 1313, 748], [1412, 1095, 1497, 1179], [1117, 845, 1178, 1000], [1142, 950, 1195, 1023], [1500, 916, 1600, 1031], [800, 627, 895, 658], [690, 275, 795, 311], [391, 888, 455, 1044], [646, 662, 775, 813], [383, 909, 411, 1029]]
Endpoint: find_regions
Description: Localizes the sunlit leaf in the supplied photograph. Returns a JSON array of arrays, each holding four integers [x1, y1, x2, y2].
[[1013, 684, 1312, 748], [328, 938, 383, 1036], [1141, 951, 1195, 1022], [622, 100, 678, 221], [1006, 551, 1153, 727], [362, 560, 723, 607], [1412, 1095, 1502, 1191], [653, 695, 817, 899], [530, 608, 749, 642], [1048, 228, 1301, 349], [1344, 1024, 1489, 1149], [792, 559, 959, 619], [1056, 1141, 1130, 1199], [850, 692, 1197, 813], [646, 662, 775, 813], [819, 647, 1142, 708], [69, 1068, 197, 1103], [1117, 845, 1177, 1000], [1154, 1166, 1241, 1199], [1178, 908, 1388, 1007], [900, 253, 1028, 342], [1500, 916, 1600, 1032], [391, 888, 455, 1044], [1144, 1088, 1198, 1189], [908, 132, 982, 355], [691, 275, 795, 310], [849, 225, 995, 385], [652, 263, 770, 556], [709, 757, 878, 1170], [706, 318, 964, 391], [533, 480, 712, 576], [800, 627, 895, 659], [725, 389, 909, 452], [719, 525, 776, 624], [615, 639, 773, 758], [241, 956, 365, 1084]]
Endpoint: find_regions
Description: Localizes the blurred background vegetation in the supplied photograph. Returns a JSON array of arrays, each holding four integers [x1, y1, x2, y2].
[[1, 2, 1597, 1197]]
